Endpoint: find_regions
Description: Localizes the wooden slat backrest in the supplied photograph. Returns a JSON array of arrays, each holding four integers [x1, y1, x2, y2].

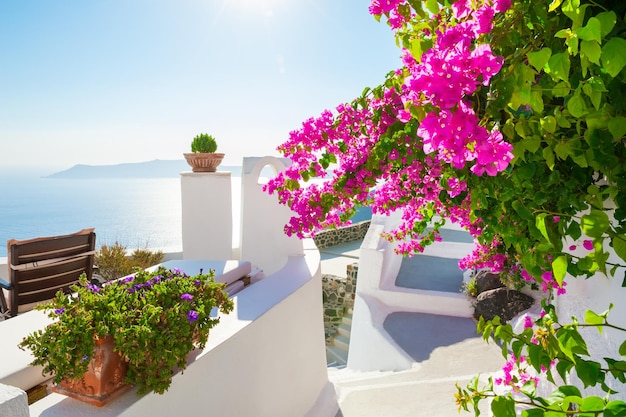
[[6, 228, 96, 317]]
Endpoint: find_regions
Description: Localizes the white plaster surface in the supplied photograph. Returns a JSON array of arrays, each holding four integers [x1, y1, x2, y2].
[[0, 309, 53, 390], [240, 156, 304, 275], [29, 244, 337, 417], [347, 212, 474, 372], [180, 171, 233, 260], [0, 383, 28, 417]]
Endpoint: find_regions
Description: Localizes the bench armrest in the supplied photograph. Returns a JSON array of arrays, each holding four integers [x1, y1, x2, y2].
[[0, 276, 11, 290]]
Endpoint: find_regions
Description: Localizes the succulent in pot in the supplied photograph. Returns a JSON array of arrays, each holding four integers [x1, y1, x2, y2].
[[184, 133, 224, 172]]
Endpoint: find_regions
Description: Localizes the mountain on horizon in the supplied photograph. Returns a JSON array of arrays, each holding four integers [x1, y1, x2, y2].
[[46, 159, 243, 179]]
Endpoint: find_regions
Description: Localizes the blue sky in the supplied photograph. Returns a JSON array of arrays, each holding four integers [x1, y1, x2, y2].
[[0, 1, 402, 171]]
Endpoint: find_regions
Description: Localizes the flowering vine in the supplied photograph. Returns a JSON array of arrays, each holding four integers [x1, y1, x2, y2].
[[266, 0, 626, 414]]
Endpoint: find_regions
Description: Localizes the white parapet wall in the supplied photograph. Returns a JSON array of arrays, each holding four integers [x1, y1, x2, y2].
[[240, 156, 304, 276], [8, 240, 338, 417]]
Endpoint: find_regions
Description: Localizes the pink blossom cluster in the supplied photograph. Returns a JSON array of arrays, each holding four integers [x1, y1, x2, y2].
[[264, 0, 514, 255], [458, 237, 509, 272], [521, 269, 567, 295], [400, 0, 513, 176], [494, 354, 540, 392]]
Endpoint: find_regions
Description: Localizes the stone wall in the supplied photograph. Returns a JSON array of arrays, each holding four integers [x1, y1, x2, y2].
[[315, 221, 369, 342], [322, 264, 358, 341], [313, 221, 370, 249]]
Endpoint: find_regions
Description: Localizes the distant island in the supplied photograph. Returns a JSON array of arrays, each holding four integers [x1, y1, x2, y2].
[[46, 160, 243, 179]]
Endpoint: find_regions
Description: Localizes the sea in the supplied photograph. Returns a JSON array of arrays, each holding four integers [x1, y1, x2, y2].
[[0, 167, 372, 259], [0, 171, 186, 259]]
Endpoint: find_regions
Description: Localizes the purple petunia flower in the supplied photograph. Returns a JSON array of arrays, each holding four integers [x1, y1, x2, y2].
[[86, 284, 100, 293], [187, 310, 199, 323], [181, 293, 193, 301], [54, 308, 65, 315]]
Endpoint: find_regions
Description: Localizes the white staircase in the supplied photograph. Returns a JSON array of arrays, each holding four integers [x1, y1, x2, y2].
[[326, 311, 352, 367]]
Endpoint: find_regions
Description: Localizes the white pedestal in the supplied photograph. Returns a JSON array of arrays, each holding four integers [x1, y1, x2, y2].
[[181, 172, 232, 260]]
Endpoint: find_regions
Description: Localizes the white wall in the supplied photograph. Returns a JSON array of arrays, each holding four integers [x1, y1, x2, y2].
[[553, 240, 626, 399], [180, 171, 233, 260], [26, 242, 337, 417], [240, 156, 304, 275]]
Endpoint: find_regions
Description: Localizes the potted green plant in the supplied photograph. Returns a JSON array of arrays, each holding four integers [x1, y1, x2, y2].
[[19, 266, 234, 406], [184, 133, 225, 172]]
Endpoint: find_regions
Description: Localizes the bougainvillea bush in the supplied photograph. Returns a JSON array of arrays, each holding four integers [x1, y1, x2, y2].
[[266, 0, 626, 415]]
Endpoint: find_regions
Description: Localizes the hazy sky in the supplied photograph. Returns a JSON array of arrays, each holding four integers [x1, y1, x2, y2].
[[0, 1, 402, 171]]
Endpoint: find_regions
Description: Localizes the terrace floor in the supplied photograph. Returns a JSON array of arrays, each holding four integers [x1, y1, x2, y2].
[[320, 236, 505, 417]]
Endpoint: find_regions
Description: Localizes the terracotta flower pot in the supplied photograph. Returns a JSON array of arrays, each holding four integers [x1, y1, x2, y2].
[[51, 336, 129, 407], [184, 152, 225, 172]]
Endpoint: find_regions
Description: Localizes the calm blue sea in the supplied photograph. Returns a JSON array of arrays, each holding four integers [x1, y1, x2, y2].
[[0, 168, 372, 259], [0, 172, 184, 258]]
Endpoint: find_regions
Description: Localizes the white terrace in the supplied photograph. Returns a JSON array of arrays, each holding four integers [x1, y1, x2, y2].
[[1, 156, 625, 417]]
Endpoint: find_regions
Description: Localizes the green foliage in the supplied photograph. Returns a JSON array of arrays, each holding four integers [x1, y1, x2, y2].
[[462, 275, 479, 297], [374, 0, 626, 414], [19, 267, 234, 396], [190, 133, 218, 153], [95, 242, 164, 281]]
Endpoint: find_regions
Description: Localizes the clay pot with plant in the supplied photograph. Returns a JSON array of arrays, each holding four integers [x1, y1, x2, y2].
[[184, 133, 225, 172]]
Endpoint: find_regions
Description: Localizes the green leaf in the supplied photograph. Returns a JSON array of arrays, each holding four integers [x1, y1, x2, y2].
[[608, 116, 626, 140], [536, 213, 551, 241], [567, 220, 582, 240], [552, 255, 568, 286], [522, 409, 545, 417], [491, 396, 516, 417], [548, 0, 563, 12], [612, 234, 626, 264], [547, 53, 571, 82], [576, 17, 602, 42], [575, 361, 601, 388], [581, 40, 601, 66], [540, 116, 557, 134], [602, 37, 626, 78], [528, 48, 552, 72], [581, 210, 610, 238], [580, 396, 605, 412], [563, 1, 589, 29], [596, 11, 617, 38], [543, 147, 555, 170], [605, 400, 626, 417], [553, 81, 571, 97], [620, 340, 626, 356], [548, 385, 582, 403], [425, 0, 439, 15], [584, 309, 604, 326], [530, 90, 545, 113], [557, 327, 589, 362], [567, 88, 587, 118]]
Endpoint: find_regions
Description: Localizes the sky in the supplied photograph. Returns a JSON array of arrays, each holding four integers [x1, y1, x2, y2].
[[0, 0, 402, 172]]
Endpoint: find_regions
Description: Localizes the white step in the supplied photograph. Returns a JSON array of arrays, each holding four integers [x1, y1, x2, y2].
[[337, 322, 351, 338], [341, 314, 352, 326], [333, 334, 350, 351], [326, 346, 348, 366]]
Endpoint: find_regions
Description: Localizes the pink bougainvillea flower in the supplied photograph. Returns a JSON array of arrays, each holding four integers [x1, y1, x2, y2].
[[583, 240, 593, 250], [369, 0, 404, 15]]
